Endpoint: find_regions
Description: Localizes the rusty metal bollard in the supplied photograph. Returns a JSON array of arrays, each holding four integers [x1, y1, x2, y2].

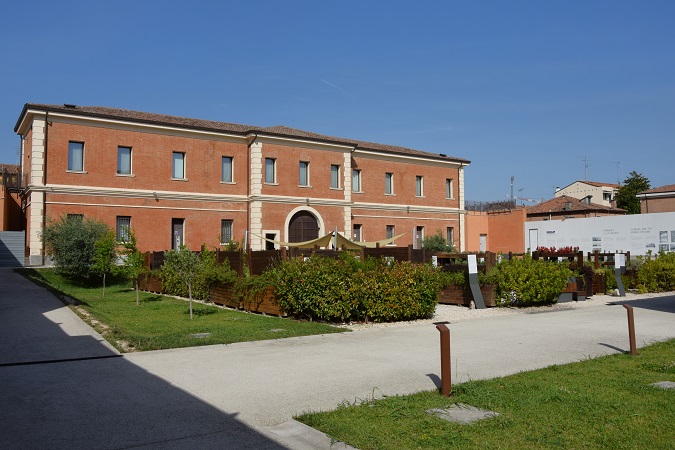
[[623, 304, 637, 356], [435, 322, 452, 396]]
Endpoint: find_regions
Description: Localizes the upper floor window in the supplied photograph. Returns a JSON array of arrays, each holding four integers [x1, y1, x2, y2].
[[352, 169, 362, 192], [68, 141, 84, 172], [416, 176, 424, 197], [117, 146, 132, 175], [330, 164, 340, 189], [172, 152, 185, 179], [222, 156, 233, 183], [116, 216, 131, 242], [299, 161, 309, 186], [446, 178, 454, 199], [265, 158, 276, 184], [385, 172, 394, 195]]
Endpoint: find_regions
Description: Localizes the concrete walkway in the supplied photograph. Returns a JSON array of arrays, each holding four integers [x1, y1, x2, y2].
[[1, 267, 674, 449]]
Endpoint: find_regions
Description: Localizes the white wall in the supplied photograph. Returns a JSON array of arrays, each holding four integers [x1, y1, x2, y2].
[[525, 212, 675, 256]]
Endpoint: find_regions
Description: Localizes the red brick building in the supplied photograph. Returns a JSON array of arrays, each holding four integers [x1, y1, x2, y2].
[[14, 104, 470, 265], [639, 184, 675, 213]]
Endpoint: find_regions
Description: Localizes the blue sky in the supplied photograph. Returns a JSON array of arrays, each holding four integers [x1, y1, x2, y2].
[[1, 1, 673, 202]]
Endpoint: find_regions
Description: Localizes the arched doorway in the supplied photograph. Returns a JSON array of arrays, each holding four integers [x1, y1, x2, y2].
[[288, 211, 319, 243]]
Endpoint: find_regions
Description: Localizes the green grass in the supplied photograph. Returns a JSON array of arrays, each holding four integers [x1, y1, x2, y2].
[[19, 268, 345, 352], [298, 339, 675, 450]]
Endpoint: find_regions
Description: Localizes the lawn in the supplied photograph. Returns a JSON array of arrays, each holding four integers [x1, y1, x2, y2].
[[298, 339, 675, 450], [19, 268, 345, 352]]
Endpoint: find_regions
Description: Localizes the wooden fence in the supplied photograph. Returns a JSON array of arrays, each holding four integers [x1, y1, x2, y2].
[[143, 245, 432, 276]]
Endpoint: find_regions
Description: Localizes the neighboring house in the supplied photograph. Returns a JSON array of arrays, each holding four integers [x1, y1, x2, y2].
[[465, 207, 528, 254], [14, 103, 470, 265], [526, 195, 626, 221], [0, 164, 21, 231], [554, 180, 620, 207], [639, 184, 675, 213]]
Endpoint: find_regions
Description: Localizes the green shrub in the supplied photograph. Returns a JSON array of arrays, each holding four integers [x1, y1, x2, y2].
[[268, 255, 437, 323], [495, 254, 571, 306], [634, 252, 675, 293], [423, 229, 456, 253], [41, 215, 110, 281], [160, 246, 238, 301]]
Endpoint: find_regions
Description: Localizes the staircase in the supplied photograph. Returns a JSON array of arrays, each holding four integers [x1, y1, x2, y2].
[[0, 231, 25, 267]]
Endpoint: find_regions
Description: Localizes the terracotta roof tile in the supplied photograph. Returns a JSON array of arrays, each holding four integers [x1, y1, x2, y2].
[[639, 184, 675, 194], [527, 195, 626, 215], [19, 104, 470, 164]]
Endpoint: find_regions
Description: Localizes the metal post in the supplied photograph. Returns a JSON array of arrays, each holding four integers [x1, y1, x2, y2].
[[435, 323, 451, 396], [623, 304, 637, 356]]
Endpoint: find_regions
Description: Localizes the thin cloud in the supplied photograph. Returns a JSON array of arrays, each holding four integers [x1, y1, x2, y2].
[[320, 78, 355, 98]]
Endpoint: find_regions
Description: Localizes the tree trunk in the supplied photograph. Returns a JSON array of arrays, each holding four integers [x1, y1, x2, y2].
[[102, 273, 106, 297]]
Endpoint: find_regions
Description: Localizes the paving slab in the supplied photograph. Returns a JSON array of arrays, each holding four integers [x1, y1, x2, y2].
[[426, 404, 499, 424]]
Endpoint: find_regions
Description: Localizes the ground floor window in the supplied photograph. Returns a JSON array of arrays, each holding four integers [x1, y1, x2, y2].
[[221, 219, 233, 244], [116, 216, 131, 242]]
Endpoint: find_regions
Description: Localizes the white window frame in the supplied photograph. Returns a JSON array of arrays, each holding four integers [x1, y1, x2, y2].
[[299, 161, 310, 187], [172, 151, 186, 180], [446, 178, 454, 199], [416, 175, 424, 197], [385, 172, 394, 195], [222, 156, 233, 183], [330, 164, 341, 189], [67, 141, 85, 172], [352, 169, 362, 193], [117, 146, 132, 176], [265, 158, 277, 184]]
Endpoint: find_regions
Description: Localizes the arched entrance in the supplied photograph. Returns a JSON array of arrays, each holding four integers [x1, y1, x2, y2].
[[288, 211, 319, 243]]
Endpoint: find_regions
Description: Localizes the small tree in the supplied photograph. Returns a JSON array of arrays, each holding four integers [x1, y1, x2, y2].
[[120, 229, 145, 306], [162, 246, 201, 319], [423, 229, 456, 253], [92, 230, 119, 297], [615, 171, 651, 214], [41, 215, 110, 280]]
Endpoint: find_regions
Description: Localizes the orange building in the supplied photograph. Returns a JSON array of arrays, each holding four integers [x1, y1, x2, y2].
[[14, 104, 470, 265]]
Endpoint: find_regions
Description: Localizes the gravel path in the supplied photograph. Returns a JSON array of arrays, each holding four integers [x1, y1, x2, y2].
[[339, 291, 675, 331]]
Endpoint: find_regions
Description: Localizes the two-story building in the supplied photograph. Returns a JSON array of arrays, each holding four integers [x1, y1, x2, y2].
[[554, 180, 620, 207], [14, 104, 470, 265]]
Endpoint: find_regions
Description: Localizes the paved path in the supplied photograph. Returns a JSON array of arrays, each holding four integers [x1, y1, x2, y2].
[[1, 267, 673, 449]]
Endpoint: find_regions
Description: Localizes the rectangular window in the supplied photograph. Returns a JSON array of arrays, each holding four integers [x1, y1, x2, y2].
[[386, 225, 395, 239], [265, 158, 276, 184], [446, 178, 454, 199], [172, 152, 185, 179], [416, 226, 424, 249], [330, 164, 340, 188], [67, 214, 83, 222], [116, 216, 131, 242], [68, 141, 84, 172], [222, 156, 233, 183], [352, 169, 362, 192], [446, 227, 454, 246], [299, 161, 309, 186], [416, 176, 424, 197], [353, 224, 362, 241], [117, 146, 131, 175], [385, 172, 393, 195], [220, 220, 233, 244]]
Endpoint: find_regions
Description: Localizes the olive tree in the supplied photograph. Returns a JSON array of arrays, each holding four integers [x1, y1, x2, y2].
[[41, 215, 110, 280]]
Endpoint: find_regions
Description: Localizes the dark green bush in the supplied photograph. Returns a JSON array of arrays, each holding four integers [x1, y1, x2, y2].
[[635, 252, 675, 293], [495, 254, 571, 306], [268, 254, 437, 323]]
